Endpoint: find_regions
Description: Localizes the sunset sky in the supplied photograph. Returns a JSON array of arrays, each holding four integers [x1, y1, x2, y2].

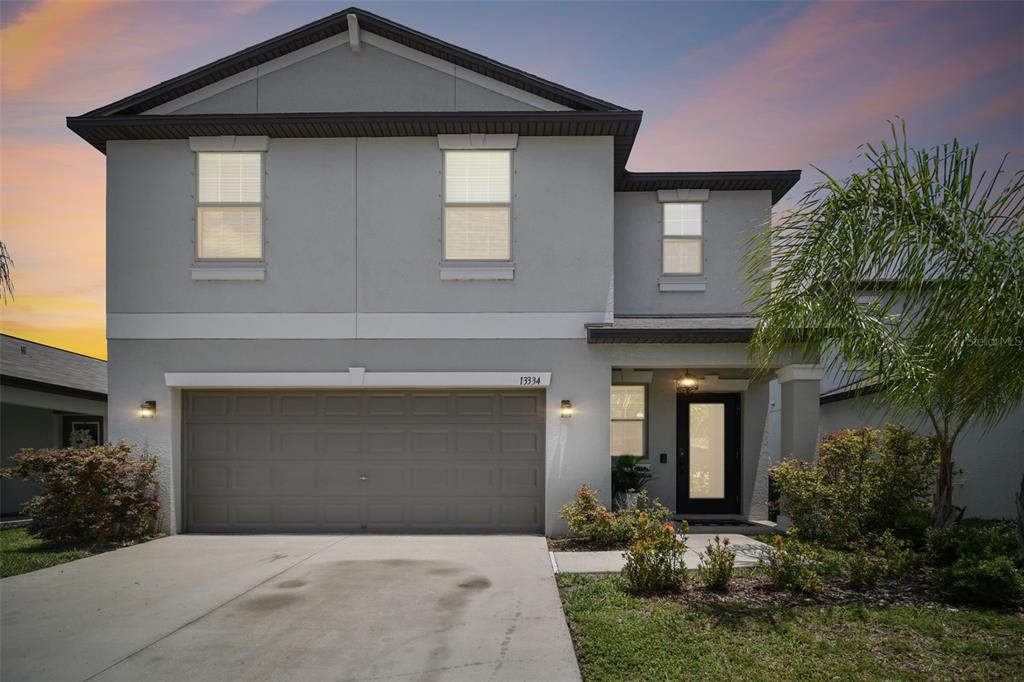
[[1, 0, 1022, 360]]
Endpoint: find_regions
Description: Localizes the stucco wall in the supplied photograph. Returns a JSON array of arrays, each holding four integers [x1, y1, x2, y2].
[[1, 404, 56, 515], [106, 136, 613, 317], [107, 338, 614, 536], [820, 397, 1024, 519], [170, 41, 550, 114], [613, 190, 772, 315]]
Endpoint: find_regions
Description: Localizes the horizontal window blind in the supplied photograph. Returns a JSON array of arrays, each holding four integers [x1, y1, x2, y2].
[[663, 239, 701, 275], [198, 153, 262, 203], [445, 151, 511, 204], [444, 207, 510, 261], [198, 207, 262, 260]]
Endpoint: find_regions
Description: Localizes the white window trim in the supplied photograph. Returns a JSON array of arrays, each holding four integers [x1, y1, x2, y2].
[[611, 384, 648, 458], [661, 202, 703, 276], [195, 151, 265, 263], [442, 149, 513, 263]]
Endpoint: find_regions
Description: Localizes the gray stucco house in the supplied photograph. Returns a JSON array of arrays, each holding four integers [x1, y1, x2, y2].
[[67, 7, 822, 535], [1, 334, 108, 516]]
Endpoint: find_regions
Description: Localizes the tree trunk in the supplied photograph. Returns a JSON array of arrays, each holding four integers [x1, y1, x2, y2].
[[1016, 472, 1024, 570], [931, 439, 955, 528]]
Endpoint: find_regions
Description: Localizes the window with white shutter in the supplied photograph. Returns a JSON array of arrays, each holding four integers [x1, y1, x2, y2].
[[196, 152, 263, 260], [443, 150, 511, 261]]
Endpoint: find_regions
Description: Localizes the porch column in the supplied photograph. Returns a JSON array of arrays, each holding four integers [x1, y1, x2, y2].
[[776, 364, 824, 460]]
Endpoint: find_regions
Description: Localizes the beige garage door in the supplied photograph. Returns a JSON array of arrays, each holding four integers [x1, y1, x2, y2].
[[183, 389, 545, 533]]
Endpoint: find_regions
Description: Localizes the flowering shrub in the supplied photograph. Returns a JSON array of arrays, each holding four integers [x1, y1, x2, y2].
[[621, 521, 688, 592], [772, 426, 937, 546], [560, 486, 671, 547], [759, 530, 823, 593], [1, 442, 160, 544], [696, 535, 735, 591]]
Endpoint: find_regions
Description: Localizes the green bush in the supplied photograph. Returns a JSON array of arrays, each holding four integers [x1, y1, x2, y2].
[[926, 520, 1017, 568], [1, 442, 160, 544], [759, 531, 823, 594], [933, 556, 1024, 605], [622, 522, 688, 592], [560, 485, 671, 547], [697, 535, 736, 592], [772, 425, 936, 546], [846, 541, 883, 589], [875, 530, 922, 579]]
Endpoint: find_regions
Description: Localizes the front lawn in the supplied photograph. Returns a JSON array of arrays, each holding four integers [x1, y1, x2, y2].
[[1, 528, 100, 578], [558, 574, 1024, 682]]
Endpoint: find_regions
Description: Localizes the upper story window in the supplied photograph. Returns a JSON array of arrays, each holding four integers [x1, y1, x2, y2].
[[610, 385, 646, 457], [196, 152, 263, 261], [443, 150, 511, 261], [662, 202, 702, 275]]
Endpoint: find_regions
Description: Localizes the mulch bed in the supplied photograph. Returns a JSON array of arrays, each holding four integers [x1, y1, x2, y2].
[[547, 537, 628, 553]]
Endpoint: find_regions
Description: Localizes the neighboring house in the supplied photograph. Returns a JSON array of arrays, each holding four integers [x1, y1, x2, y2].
[[67, 7, 818, 536], [818, 376, 1024, 520], [1, 334, 107, 516]]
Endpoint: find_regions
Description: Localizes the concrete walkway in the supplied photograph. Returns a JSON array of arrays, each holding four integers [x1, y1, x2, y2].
[[551, 533, 767, 574], [1, 534, 580, 682]]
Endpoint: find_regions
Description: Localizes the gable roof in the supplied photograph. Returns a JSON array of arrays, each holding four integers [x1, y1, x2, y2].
[[83, 7, 627, 117], [1, 334, 107, 400]]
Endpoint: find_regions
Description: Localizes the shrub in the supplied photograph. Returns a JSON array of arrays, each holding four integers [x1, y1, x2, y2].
[[560, 486, 671, 547], [697, 535, 735, 591], [759, 530, 823, 593], [772, 426, 936, 546], [926, 520, 1017, 568], [875, 530, 922, 579], [933, 556, 1024, 605], [2, 442, 160, 544], [622, 522, 688, 592], [846, 540, 882, 589]]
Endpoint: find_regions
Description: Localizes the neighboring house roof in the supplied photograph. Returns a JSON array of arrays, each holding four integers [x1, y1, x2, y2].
[[0, 334, 107, 401], [820, 376, 883, 404], [586, 315, 757, 343], [65, 6, 801, 203]]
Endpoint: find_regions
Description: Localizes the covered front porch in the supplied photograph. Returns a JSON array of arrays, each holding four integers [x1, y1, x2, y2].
[[590, 316, 823, 526]]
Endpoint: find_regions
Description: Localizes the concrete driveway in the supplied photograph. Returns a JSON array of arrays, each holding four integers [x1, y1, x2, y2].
[[1, 535, 580, 682]]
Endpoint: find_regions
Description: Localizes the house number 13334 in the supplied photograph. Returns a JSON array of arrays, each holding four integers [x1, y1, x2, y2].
[[519, 376, 542, 386]]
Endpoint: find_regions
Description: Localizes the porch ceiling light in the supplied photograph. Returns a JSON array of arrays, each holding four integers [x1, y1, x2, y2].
[[139, 401, 156, 418], [675, 371, 699, 394]]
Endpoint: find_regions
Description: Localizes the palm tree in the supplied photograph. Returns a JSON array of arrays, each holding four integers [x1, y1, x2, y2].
[[746, 122, 1024, 535], [0, 241, 13, 303]]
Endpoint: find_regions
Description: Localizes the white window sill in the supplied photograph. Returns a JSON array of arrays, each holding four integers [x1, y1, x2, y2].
[[439, 264, 515, 281], [658, 277, 706, 292], [191, 266, 266, 281]]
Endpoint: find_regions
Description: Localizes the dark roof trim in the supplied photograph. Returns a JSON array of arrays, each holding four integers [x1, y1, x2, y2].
[[820, 382, 883, 405], [67, 110, 643, 174], [1, 333, 106, 363], [81, 7, 627, 118], [1, 374, 108, 403], [587, 327, 754, 344], [616, 170, 802, 205]]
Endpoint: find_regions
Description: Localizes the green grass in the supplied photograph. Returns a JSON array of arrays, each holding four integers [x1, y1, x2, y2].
[[558, 575, 1024, 681], [0, 528, 100, 578]]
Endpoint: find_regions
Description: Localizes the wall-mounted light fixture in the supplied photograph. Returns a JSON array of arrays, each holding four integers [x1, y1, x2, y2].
[[139, 401, 157, 418], [560, 400, 574, 418], [675, 371, 699, 394]]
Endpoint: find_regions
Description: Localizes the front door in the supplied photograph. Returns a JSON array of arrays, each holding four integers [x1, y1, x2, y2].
[[676, 393, 741, 515]]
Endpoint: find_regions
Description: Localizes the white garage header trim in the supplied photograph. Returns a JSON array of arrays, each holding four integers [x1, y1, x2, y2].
[[165, 369, 552, 389]]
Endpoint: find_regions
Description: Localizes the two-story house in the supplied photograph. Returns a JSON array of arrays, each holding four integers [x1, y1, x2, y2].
[[68, 7, 817, 536]]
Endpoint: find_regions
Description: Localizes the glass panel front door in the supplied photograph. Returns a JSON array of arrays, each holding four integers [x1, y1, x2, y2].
[[676, 394, 740, 514], [689, 403, 725, 499]]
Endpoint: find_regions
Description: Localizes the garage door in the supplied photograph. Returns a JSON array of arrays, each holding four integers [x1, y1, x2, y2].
[[183, 389, 545, 533]]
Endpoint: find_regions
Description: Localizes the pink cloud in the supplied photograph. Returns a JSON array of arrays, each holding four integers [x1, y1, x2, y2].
[[629, 2, 1024, 173]]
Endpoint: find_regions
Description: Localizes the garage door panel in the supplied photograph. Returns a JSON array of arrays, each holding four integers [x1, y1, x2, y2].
[[184, 389, 543, 533]]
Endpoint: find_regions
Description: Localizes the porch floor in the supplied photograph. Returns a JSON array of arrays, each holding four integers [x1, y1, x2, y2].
[[672, 517, 778, 536]]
